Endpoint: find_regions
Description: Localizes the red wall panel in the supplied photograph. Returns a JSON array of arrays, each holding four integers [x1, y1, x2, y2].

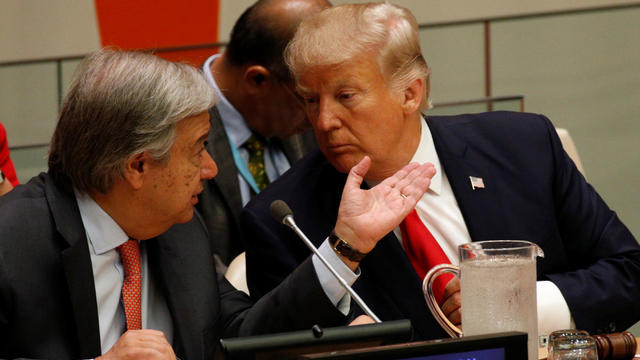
[[95, 0, 219, 65]]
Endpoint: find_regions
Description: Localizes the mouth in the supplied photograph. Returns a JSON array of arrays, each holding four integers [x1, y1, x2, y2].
[[191, 187, 204, 205], [325, 143, 353, 152]]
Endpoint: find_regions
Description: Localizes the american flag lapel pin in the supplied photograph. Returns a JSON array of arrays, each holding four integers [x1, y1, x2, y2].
[[469, 176, 485, 190]]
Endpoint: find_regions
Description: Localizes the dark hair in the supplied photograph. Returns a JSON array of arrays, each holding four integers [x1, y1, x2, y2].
[[225, 0, 303, 82]]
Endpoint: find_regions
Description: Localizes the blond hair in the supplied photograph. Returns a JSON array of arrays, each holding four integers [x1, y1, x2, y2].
[[285, 2, 430, 109]]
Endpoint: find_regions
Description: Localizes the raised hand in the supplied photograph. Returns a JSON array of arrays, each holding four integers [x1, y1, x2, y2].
[[333, 156, 435, 263]]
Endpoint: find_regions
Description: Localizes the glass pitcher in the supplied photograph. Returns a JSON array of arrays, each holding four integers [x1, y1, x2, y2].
[[423, 240, 544, 360]]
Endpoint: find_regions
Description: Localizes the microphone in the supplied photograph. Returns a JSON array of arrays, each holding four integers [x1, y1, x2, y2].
[[269, 200, 382, 323]]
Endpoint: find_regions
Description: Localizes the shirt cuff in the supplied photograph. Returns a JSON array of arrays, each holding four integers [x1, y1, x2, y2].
[[537, 280, 576, 336], [312, 239, 360, 315]]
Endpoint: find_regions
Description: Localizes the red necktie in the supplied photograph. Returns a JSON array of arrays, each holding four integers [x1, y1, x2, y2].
[[400, 209, 453, 305], [117, 239, 142, 330]]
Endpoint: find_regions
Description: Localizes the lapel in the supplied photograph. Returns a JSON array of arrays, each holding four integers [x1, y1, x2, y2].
[[207, 106, 243, 220], [147, 221, 219, 360], [426, 116, 504, 241], [45, 176, 102, 357]]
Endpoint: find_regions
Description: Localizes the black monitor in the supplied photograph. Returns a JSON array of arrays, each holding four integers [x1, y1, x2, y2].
[[302, 331, 528, 360], [219, 320, 413, 360]]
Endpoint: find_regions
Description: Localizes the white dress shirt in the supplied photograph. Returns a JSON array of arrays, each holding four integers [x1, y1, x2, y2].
[[75, 190, 173, 354]]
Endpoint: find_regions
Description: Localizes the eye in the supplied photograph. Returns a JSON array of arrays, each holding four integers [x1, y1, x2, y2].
[[304, 96, 318, 105], [338, 92, 356, 102]]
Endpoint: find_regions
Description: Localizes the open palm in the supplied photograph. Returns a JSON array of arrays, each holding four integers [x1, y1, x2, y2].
[[334, 156, 435, 254]]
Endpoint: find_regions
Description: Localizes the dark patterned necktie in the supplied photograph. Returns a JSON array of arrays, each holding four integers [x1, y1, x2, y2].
[[244, 134, 270, 191]]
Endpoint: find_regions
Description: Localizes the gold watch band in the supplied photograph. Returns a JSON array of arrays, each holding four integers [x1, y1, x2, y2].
[[328, 231, 368, 262]]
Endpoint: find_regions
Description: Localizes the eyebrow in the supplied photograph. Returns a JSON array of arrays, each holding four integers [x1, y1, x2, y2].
[[297, 79, 358, 95], [296, 84, 311, 95]]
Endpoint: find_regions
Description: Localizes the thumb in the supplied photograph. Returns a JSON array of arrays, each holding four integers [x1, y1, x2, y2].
[[344, 156, 371, 191]]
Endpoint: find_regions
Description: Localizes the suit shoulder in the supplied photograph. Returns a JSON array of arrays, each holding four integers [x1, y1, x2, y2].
[[0, 175, 60, 259], [0, 174, 49, 219], [428, 111, 555, 141], [429, 111, 551, 128]]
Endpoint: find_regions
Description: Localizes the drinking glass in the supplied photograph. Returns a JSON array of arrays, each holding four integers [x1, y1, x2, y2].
[[547, 330, 590, 359], [552, 335, 597, 360]]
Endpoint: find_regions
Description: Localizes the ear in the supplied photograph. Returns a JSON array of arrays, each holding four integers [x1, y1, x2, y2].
[[401, 77, 424, 115], [122, 152, 150, 190], [242, 65, 273, 95]]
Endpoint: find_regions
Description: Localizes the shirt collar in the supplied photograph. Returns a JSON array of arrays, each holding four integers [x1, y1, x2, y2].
[[412, 115, 442, 195], [203, 54, 252, 148], [74, 189, 129, 255]]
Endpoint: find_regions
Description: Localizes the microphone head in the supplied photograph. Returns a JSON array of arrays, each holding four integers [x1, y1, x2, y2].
[[269, 200, 293, 224]]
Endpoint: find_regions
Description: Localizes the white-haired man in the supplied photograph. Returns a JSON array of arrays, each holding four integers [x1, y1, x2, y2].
[[242, 2, 640, 341], [0, 49, 434, 358]]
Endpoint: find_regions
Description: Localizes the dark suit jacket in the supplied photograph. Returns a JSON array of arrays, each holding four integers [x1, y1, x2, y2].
[[197, 107, 317, 267], [241, 111, 640, 339], [0, 173, 345, 359]]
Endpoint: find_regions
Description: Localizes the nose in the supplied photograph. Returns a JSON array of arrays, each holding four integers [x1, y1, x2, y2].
[[314, 98, 341, 132], [201, 150, 218, 180]]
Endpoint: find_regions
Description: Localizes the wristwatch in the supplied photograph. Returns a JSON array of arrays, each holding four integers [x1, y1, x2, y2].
[[328, 231, 368, 262], [0, 170, 5, 185]]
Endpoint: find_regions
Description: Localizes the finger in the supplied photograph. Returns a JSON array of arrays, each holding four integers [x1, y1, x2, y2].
[[447, 308, 462, 327], [393, 162, 434, 190], [442, 277, 460, 299], [441, 292, 461, 317], [396, 164, 435, 202], [349, 315, 376, 326], [125, 330, 173, 354], [344, 156, 371, 191], [380, 162, 420, 189], [124, 329, 169, 344], [109, 331, 174, 360]]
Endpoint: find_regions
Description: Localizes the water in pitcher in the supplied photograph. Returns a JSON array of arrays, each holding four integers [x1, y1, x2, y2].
[[461, 255, 538, 360]]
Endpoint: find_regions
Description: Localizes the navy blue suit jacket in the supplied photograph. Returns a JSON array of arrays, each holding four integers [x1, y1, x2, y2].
[[242, 111, 640, 340]]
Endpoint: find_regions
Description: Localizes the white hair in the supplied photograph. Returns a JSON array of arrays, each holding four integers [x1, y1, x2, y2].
[[49, 48, 217, 193]]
